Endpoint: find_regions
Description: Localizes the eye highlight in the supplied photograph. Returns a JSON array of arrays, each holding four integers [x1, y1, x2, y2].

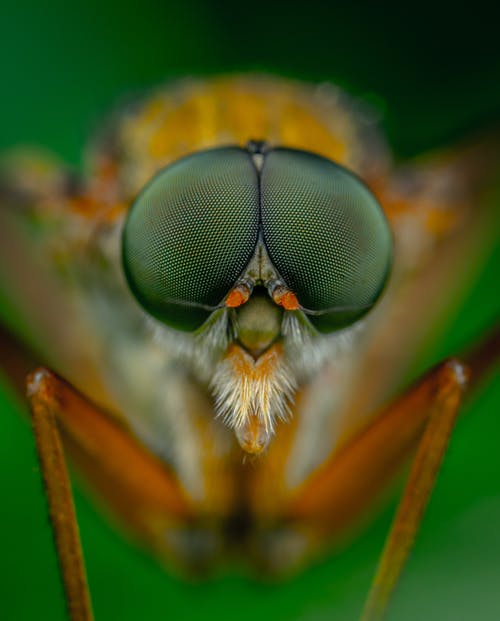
[[122, 147, 259, 331], [260, 148, 392, 332]]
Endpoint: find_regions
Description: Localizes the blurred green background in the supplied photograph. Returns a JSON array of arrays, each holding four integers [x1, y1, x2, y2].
[[1, 2, 499, 620]]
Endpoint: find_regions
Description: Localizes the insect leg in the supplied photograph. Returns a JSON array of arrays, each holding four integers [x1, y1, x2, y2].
[[28, 368, 94, 621], [26, 367, 194, 621], [285, 327, 498, 620], [358, 358, 466, 621], [360, 327, 500, 621]]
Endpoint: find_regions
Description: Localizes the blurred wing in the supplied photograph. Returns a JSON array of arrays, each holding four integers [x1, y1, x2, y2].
[[352, 131, 500, 421], [0, 149, 116, 410]]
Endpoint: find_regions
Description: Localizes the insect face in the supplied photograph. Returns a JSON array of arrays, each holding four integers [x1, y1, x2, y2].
[[122, 143, 392, 452]]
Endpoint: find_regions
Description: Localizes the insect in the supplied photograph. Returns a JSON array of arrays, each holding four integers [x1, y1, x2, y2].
[[0, 75, 498, 621]]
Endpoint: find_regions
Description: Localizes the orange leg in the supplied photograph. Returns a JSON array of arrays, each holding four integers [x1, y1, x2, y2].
[[358, 359, 466, 621], [28, 370, 94, 621], [359, 328, 500, 621], [287, 360, 466, 531], [287, 327, 499, 621], [26, 367, 195, 621]]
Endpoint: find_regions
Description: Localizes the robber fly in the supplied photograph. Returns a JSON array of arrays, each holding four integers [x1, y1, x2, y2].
[[0, 75, 498, 621]]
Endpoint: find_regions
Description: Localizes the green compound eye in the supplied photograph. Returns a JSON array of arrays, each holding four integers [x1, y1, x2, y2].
[[122, 147, 259, 331], [260, 148, 392, 332]]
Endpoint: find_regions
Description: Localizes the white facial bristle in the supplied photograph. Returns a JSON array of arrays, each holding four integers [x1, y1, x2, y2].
[[210, 349, 295, 435]]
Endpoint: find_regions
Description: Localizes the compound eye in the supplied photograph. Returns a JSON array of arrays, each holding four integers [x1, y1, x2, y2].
[[122, 147, 259, 331], [261, 148, 392, 332]]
